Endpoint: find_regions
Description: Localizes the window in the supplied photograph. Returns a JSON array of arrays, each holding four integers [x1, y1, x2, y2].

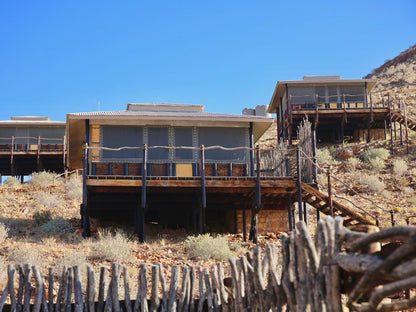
[[198, 127, 248, 162], [174, 127, 194, 161], [148, 127, 169, 161], [102, 126, 142, 161]]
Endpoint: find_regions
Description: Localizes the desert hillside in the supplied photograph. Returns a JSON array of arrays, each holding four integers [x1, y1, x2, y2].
[[365, 44, 416, 119]]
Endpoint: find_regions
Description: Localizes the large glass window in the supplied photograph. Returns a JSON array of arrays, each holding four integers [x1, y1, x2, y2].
[[198, 127, 248, 162], [340, 85, 365, 103], [174, 127, 193, 161], [288, 86, 315, 106], [148, 127, 169, 161], [102, 126, 142, 161]]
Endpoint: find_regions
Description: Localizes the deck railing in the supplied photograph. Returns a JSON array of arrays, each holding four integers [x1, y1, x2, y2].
[[84, 144, 303, 179], [0, 136, 65, 152]]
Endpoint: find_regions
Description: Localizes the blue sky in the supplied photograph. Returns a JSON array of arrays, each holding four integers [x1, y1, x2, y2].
[[0, 0, 415, 121]]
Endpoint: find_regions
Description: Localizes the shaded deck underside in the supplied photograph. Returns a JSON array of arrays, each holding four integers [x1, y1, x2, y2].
[[0, 151, 65, 175], [85, 176, 298, 228]]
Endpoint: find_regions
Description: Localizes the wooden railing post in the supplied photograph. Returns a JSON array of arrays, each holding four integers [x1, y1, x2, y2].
[[11, 136, 14, 175], [388, 93, 394, 155], [327, 165, 333, 217], [37, 136, 41, 172], [200, 145, 206, 234]]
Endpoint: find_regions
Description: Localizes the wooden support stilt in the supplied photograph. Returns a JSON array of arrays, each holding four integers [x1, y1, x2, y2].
[[249, 122, 255, 176], [37, 136, 41, 172], [327, 166, 334, 217], [315, 94, 319, 130], [11, 136, 14, 176], [388, 93, 394, 155], [288, 95, 293, 145], [200, 145, 206, 235], [403, 99, 409, 154], [243, 199, 247, 241], [367, 118, 371, 143], [384, 120, 387, 140], [82, 120, 91, 238], [303, 201, 307, 225], [296, 149, 303, 222], [287, 194, 293, 231], [138, 144, 147, 242], [312, 129, 318, 186]]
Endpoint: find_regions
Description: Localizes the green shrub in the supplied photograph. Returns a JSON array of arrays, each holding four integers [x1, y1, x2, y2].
[[9, 244, 42, 266], [362, 147, 389, 162], [66, 175, 82, 201], [316, 148, 336, 164], [35, 191, 65, 208], [392, 159, 408, 176], [29, 171, 56, 187], [184, 234, 235, 261], [41, 218, 73, 234], [3, 177, 21, 188], [359, 174, 385, 193], [369, 157, 386, 170], [33, 210, 53, 225], [0, 223, 9, 241], [89, 229, 134, 262]]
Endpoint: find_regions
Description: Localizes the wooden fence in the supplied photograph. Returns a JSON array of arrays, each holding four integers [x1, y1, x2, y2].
[[0, 217, 415, 312]]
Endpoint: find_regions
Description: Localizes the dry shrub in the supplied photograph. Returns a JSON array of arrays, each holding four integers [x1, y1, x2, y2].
[[184, 234, 235, 261], [392, 159, 408, 176], [3, 177, 21, 188], [359, 174, 385, 193], [54, 251, 87, 272], [35, 191, 65, 208], [369, 157, 386, 170], [0, 223, 9, 241], [89, 229, 134, 262], [347, 157, 361, 168], [41, 218, 73, 234], [9, 244, 42, 266], [29, 171, 57, 187], [66, 175, 82, 201], [362, 147, 389, 162], [316, 148, 337, 165]]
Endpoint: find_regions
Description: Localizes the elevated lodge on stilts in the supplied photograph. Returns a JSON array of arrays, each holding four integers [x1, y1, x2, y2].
[[267, 75, 390, 143], [0, 116, 66, 180], [67, 103, 313, 242]]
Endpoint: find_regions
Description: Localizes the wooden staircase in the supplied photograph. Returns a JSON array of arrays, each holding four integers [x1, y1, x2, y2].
[[301, 182, 374, 226], [391, 111, 416, 131]]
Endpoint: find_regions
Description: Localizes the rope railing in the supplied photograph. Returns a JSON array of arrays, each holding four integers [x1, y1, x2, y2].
[[298, 149, 388, 220]]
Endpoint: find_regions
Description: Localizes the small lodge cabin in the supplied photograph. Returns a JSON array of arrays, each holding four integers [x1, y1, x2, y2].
[[0, 116, 66, 178], [267, 76, 390, 143], [66, 103, 301, 241]]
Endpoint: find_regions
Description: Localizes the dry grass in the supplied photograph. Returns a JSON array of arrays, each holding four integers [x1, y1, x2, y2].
[[35, 190, 66, 208], [66, 175, 82, 200], [0, 222, 9, 241], [184, 234, 235, 261], [358, 174, 385, 193], [3, 177, 21, 188], [41, 218, 74, 234], [29, 171, 58, 187], [88, 229, 135, 263], [8, 243, 43, 266], [392, 159, 408, 176]]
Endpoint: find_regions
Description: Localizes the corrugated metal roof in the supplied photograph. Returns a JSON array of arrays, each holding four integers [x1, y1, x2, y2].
[[67, 108, 273, 123]]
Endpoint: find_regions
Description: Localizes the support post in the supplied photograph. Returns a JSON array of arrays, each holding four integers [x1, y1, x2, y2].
[[37, 136, 41, 172], [200, 145, 206, 234], [303, 201, 307, 225], [327, 166, 334, 217], [403, 99, 409, 154], [285, 154, 290, 177], [296, 149, 303, 222], [249, 122, 255, 176], [138, 144, 147, 242], [81, 120, 90, 238], [315, 94, 319, 129], [287, 194, 293, 231], [370, 92, 374, 123], [288, 95, 293, 145], [63, 135, 66, 169], [388, 93, 394, 155], [256, 146, 261, 212], [11, 136, 14, 176], [384, 120, 387, 140], [243, 200, 247, 241], [312, 129, 318, 186]]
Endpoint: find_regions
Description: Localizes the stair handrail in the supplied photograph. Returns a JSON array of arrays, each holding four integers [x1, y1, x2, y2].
[[299, 149, 389, 220], [53, 169, 83, 185]]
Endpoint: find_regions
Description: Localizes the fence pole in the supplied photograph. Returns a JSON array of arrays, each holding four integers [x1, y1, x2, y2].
[[312, 129, 318, 186], [249, 122, 255, 176], [82, 144, 90, 238], [296, 149, 303, 222], [388, 93, 394, 155], [327, 166, 334, 217]]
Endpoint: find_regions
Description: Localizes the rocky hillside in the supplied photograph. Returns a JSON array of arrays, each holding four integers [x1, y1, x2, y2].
[[365, 44, 416, 119]]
